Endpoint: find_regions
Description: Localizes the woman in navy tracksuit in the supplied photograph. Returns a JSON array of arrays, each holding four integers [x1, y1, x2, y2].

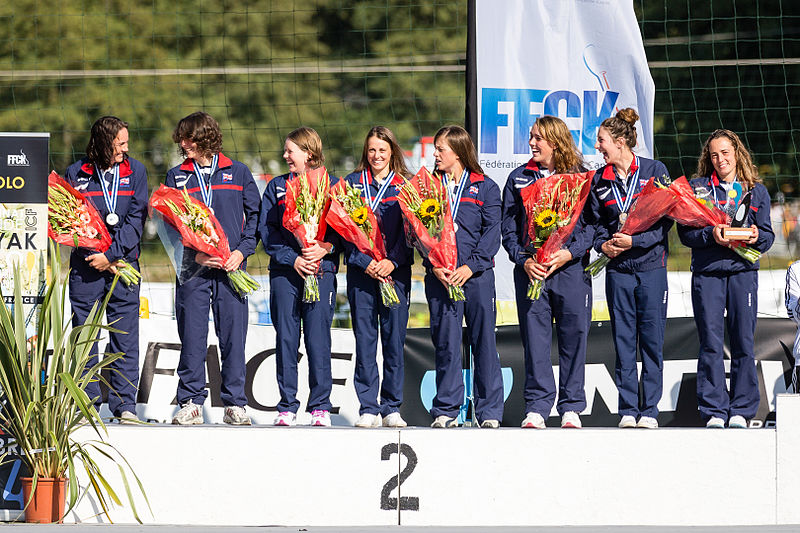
[[588, 108, 671, 429], [66, 116, 147, 423], [501, 115, 592, 429], [428, 125, 504, 429], [167, 111, 260, 426], [259, 126, 340, 428], [343, 126, 413, 428], [677, 129, 774, 429]]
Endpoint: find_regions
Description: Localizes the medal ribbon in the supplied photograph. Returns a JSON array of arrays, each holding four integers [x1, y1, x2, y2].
[[193, 153, 218, 208], [711, 175, 740, 213], [360, 169, 395, 211], [443, 169, 471, 222], [95, 163, 120, 217], [610, 155, 641, 215]]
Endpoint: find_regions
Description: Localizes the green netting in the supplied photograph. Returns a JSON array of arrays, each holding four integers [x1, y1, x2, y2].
[[1, 0, 798, 323]]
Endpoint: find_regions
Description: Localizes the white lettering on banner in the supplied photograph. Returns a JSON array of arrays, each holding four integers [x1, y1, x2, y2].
[[475, 0, 655, 301], [6, 149, 30, 167]]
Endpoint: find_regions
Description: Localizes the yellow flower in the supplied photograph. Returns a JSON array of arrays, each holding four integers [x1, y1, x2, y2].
[[419, 198, 440, 218], [351, 206, 369, 225], [535, 209, 557, 228]]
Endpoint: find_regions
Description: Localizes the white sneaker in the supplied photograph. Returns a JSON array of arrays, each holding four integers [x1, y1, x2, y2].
[[354, 413, 382, 428], [431, 415, 458, 428], [382, 412, 408, 428], [706, 416, 725, 429], [119, 411, 139, 425], [728, 415, 747, 429], [636, 416, 658, 429], [172, 401, 203, 425], [223, 405, 252, 426], [480, 419, 500, 429], [561, 411, 582, 429], [274, 411, 296, 427], [311, 409, 331, 427], [618, 415, 637, 428], [521, 412, 546, 429]]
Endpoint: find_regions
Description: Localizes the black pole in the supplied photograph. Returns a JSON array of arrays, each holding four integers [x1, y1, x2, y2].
[[465, 0, 478, 141]]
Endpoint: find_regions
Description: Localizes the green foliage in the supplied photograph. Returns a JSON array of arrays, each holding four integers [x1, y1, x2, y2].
[[0, 242, 149, 522]]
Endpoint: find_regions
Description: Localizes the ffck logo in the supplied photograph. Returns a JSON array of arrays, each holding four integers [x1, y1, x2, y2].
[[7, 149, 30, 167]]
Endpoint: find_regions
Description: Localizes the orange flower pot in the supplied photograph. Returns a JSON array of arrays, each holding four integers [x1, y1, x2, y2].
[[21, 477, 67, 523]]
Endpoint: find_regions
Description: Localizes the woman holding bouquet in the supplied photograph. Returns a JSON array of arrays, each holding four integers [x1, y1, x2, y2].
[[342, 127, 413, 428], [588, 108, 671, 429], [677, 129, 773, 428], [167, 111, 260, 426], [65, 116, 148, 423], [427, 125, 504, 428], [501, 116, 592, 429], [259, 127, 340, 427]]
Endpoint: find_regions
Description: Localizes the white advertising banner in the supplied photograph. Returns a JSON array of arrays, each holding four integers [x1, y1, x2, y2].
[[474, 0, 655, 299]]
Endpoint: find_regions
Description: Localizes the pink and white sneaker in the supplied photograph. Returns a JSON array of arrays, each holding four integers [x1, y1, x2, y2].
[[310, 409, 331, 427], [274, 411, 296, 426]]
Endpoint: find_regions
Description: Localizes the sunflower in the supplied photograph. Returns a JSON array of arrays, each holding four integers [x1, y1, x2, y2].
[[419, 198, 440, 218], [351, 206, 369, 225], [535, 209, 557, 228]]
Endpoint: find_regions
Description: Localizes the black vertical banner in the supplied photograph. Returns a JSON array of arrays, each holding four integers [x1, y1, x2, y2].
[[0, 133, 49, 203], [464, 0, 478, 141]]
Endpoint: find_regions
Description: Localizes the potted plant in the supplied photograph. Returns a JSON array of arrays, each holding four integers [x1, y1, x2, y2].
[[0, 242, 149, 523]]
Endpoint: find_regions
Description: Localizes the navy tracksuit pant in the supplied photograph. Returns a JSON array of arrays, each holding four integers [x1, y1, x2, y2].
[[425, 269, 504, 422], [692, 270, 759, 421], [175, 269, 248, 407], [347, 266, 411, 417], [514, 261, 590, 418], [606, 267, 667, 419], [69, 260, 140, 416], [270, 269, 335, 413]]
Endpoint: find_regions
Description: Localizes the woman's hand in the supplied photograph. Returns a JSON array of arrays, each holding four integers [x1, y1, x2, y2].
[[746, 224, 759, 244], [195, 252, 224, 269], [294, 256, 318, 277], [366, 258, 394, 281], [541, 249, 573, 277], [601, 239, 625, 258], [712, 224, 731, 247], [524, 257, 547, 281], [447, 265, 473, 287], [433, 266, 451, 286], [302, 240, 331, 262], [611, 232, 633, 251], [224, 250, 244, 272], [86, 252, 112, 272]]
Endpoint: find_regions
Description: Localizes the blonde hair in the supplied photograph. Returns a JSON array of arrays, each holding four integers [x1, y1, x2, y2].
[[695, 129, 760, 188], [600, 108, 639, 149], [286, 126, 324, 169], [533, 115, 585, 173]]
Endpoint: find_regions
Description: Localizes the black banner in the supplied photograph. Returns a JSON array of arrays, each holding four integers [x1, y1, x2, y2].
[[401, 318, 797, 427], [0, 133, 49, 203]]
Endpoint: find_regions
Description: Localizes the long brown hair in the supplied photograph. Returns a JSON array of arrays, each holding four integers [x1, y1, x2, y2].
[[433, 125, 484, 175], [286, 126, 325, 169], [599, 107, 639, 150], [86, 116, 128, 169], [533, 115, 584, 173], [172, 111, 223, 159], [355, 126, 411, 178], [695, 129, 760, 188]]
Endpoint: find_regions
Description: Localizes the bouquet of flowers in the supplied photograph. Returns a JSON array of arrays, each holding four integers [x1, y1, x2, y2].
[[585, 177, 678, 276], [666, 176, 761, 263], [47, 171, 141, 287], [282, 167, 331, 302], [327, 179, 400, 307], [397, 166, 464, 301], [521, 171, 593, 299], [149, 185, 260, 296]]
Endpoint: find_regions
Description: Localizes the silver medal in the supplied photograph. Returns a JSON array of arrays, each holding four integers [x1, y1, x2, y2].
[[453, 223, 459, 232], [106, 213, 119, 226]]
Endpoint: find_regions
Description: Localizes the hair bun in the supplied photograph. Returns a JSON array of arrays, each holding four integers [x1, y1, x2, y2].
[[616, 108, 639, 125]]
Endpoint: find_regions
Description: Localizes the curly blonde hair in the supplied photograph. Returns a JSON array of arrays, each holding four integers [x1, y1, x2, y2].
[[695, 129, 760, 188]]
